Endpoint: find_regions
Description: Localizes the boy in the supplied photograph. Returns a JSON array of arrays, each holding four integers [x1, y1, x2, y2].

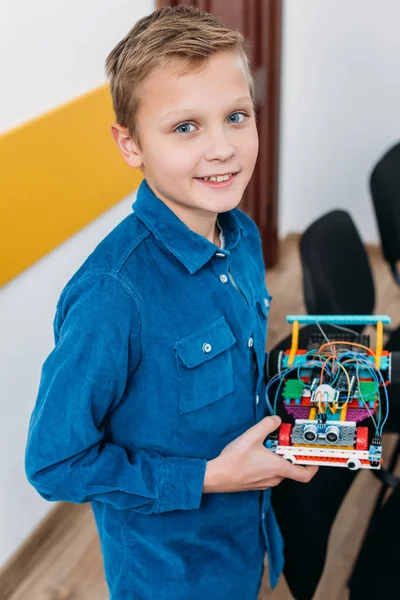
[[25, 6, 317, 599]]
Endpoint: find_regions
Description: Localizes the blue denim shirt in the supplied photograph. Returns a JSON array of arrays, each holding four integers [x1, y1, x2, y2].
[[25, 180, 284, 599]]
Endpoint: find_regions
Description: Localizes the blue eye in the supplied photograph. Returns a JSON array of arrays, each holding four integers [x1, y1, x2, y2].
[[175, 122, 196, 134], [227, 112, 246, 124]]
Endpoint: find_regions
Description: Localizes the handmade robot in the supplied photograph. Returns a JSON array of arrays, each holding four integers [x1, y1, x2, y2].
[[265, 315, 394, 470]]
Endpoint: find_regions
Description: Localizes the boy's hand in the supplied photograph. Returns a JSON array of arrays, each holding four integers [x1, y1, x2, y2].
[[203, 416, 318, 493]]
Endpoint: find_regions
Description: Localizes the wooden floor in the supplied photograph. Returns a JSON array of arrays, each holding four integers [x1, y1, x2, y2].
[[3, 235, 400, 600]]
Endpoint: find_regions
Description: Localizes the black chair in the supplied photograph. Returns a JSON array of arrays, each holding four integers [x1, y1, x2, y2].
[[270, 210, 400, 600], [369, 141, 400, 352], [267, 209, 377, 379], [263, 211, 366, 377], [370, 141, 400, 287], [300, 210, 374, 318]]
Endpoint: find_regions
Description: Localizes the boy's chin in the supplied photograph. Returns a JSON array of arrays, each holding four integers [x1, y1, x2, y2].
[[209, 198, 242, 214], [196, 193, 243, 214]]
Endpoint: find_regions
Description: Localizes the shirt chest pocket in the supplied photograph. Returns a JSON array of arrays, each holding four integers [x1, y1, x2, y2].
[[174, 316, 237, 414]]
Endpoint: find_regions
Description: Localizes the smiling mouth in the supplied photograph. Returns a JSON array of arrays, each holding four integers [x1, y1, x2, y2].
[[195, 172, 238, 182], [193, 172, 239, 190]]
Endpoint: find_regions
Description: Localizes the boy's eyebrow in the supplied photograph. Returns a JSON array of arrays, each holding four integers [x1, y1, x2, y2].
[[160, 96, 253, 122]]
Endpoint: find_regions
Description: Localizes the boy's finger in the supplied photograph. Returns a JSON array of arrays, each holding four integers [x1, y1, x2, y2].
[[283, 463, 319, 483], [244, 415, 281, 443]]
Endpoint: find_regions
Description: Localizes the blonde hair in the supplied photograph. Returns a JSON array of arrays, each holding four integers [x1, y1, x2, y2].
[[105, 5, 254, 139]]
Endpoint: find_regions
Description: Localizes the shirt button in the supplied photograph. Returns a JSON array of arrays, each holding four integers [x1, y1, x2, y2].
[[256, 395, 260, 405], [248, 337, 254, 348], [220, 274, 228, 284], [215, 252, 226, 258], [202, 343, 212, 353]]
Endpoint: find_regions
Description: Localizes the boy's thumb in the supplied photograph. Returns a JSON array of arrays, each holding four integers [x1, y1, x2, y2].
[[248, 415, 281, 442]]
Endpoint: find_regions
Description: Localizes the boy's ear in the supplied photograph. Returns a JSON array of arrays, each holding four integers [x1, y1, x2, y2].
[[110, 123, 143, 169]]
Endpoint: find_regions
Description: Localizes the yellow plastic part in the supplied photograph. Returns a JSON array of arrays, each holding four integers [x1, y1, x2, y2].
[[309, 407, 317, 420], [0, 84, 143, 287], [375, 320, 383, 368], [288, 320, 299, 366], [340, 403, 348, 421], [293, 444, 354, 450]]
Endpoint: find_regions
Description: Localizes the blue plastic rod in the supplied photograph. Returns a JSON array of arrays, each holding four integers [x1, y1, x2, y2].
[[286, 315, 391, 325]]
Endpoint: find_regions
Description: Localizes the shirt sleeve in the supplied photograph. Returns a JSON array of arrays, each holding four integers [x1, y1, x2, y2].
[[25, 273, 207, 513]]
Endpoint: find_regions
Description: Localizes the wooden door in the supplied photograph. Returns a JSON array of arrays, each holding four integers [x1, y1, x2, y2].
[[157, 0, 282, 267]]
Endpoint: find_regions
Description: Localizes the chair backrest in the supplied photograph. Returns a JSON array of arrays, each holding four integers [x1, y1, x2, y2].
[[299, 210, 375, 316], [370, 141, 400, 283]]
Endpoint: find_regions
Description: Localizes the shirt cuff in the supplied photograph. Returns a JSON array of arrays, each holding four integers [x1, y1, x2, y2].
[[157, 457, 207, 513]]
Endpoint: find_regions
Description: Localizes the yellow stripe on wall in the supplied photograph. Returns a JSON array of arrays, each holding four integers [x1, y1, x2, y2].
[[0, 84, 142, 287]]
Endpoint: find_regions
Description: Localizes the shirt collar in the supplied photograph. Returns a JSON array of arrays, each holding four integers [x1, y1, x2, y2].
[[132, 179, 243, 274]]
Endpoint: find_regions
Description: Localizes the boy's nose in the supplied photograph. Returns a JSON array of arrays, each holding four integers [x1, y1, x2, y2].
[[204, 131, 236, 162]]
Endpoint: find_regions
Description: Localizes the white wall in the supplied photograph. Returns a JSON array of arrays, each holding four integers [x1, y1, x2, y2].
[[0, 0, 154, 134], [0, 0, 154, 570], [279, 0, 400, 243]]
